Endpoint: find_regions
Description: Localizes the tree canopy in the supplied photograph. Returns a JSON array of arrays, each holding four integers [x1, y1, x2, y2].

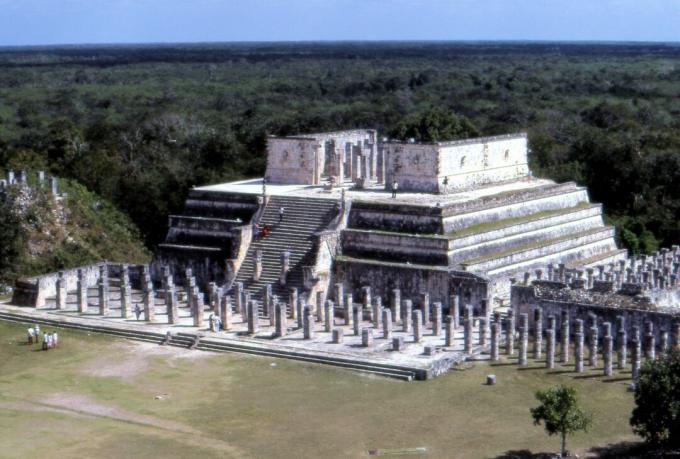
[[531, 385, 592, 457], [630, 349, 680, 447]]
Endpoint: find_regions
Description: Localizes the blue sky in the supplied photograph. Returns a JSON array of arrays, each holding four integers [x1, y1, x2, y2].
[[0, 0, 678, 46]]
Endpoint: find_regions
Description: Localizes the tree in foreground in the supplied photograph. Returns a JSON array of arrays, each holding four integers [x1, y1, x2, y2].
[[630, 349, 680, 448], [530, 385, 592, 457]]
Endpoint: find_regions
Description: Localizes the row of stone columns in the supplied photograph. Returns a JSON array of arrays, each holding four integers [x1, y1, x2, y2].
[[496, 308, 680, 380]]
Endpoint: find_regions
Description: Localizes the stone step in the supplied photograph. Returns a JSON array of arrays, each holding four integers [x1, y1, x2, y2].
[[460, 227, 616, 273], [449, 211, 606, 265], [443, 188, 590, 233]]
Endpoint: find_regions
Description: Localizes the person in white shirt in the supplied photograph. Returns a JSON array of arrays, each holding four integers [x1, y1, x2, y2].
[[27, 328, 35, 345], [391, 180, 399, 198], [35, 324, 40, 342], [53, 332, 59, 348]]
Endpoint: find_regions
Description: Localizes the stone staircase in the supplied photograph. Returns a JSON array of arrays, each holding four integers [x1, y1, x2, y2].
[[233, 195, 339, 303]]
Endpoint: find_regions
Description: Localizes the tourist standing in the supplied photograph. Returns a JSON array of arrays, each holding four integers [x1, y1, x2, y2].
[[442, 176, 449, 194], [134, 304, 142, 320], [42, 332, 48, 351], [27, 327, 34, 345], [53, 332, 59, 348], [35, 324, 40, 343], [391, 180, 399, 198], [279, 207, 285, 223]]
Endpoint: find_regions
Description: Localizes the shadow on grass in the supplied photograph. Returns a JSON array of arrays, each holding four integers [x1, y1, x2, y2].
[[493, 449, 557, 458], [588, 440, 680, 458]]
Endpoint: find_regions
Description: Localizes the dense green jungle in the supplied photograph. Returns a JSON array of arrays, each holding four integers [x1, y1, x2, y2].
[[1, 42, 680, 280]]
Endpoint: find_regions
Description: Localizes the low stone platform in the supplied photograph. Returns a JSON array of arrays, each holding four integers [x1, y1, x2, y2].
[[0, 285, 489, 381]]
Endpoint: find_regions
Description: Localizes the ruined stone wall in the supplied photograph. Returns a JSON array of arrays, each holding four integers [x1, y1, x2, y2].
[[511, 284, 680, 341], [265, 130, 377, 185], [383, 143, 440, 192], [265, 137, 320, 185], [382, 133, 529, 193], [341, 230, 450, 265], [438, 134, 529, 191]]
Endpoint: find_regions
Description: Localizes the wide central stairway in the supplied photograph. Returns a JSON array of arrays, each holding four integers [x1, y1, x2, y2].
[[233, 195, 339, 303]]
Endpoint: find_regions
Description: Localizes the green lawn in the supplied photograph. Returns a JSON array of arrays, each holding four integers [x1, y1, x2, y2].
[[0, 321, 637, 458]]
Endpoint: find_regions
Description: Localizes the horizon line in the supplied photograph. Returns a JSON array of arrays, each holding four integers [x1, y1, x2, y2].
[[1, 38, 680, 50]]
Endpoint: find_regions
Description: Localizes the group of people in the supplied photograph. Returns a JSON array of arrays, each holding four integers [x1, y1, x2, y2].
[[253, 223, 271, 241], [208, 314, 222, 332], [26, 325, 59, 350]]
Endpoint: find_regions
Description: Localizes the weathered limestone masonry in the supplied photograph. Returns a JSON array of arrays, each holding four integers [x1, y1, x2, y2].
[[512, 250, 680, 377], [144, 129, 622, 326], [6, 129, 635, 380]]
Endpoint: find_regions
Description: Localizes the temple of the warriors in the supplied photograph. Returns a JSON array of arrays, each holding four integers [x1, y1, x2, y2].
[[4, 136, 680, 379], [153, 129, 624, 310]]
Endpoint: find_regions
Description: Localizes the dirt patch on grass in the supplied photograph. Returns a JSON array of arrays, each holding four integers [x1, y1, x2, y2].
[[40, 393, 200, 434], [0, 400, 95, 419], [80, 340, 216, 382]]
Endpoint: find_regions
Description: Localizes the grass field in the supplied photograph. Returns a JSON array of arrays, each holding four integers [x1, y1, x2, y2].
[[0, 321, 638, 458]]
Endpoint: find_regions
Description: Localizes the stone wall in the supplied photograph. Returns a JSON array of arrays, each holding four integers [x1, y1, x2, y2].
[[512, 284, 680, 342], [383, 133, 529, 193], [341, 229, 450, 265], [11, 262, 146, 307], [265, 130, 378, 185]]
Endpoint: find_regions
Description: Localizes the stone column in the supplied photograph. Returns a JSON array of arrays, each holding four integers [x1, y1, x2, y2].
[[166, 287, 177, 324], [353, 306, 361, 336], [56, 272, 66, 310], [445, 316, 454, 347], [533, 309, 543, 359], [334, 282, 344, 310], [478, 317, 487, 347], [324, 300, 334, 332], [49, 175, 58, 196], [574, 329, 585, 373], [262, 284, 272, 317], [617, 321, 627, 369], [464, 318, 473, 353], [303, 306, 314, 339], [275, 303, 287, 337], [361, 328, 373, 347], [673, 322, 680, 350], [296, 295, 304, 329], [280, 251, 290, 285], [546, 327, 555, 369], [382, 308, 393, 340], [588, 325, 599, 366], [248, 301, 259, 334], [289, 288, 298, 320], [392, 336, 405, 352], [419, 292, 430, 324], [222, 295, 232, 330], [432, 302, 442, 336], [402, 300, 413, 333], [644, 322, 655, 360], [560, 310, 570, 364], [121, 282, 132, 319], [235, 282, 244, 317], [506, 309, 515, 355], [451, 294, 460, 328], [332, 328, 343, 344], [76, 272, 87, 313], [316, 291, 325, 323], [143, 285, 155, 322], [631, 327, 641, 380], [603, 324, 613, 376], [661, 331, 669, 358], [372, 296, 382, 328], [193, 290, 205, 327], [253, 250, 263, 281], [391, 289, 401, 323], [360, 286, 371, 319], [413, 310, 423, 343], [490, 322, 500, 361], [519, 323, 528, 365], [344, 293, 353, 325], [98, 278, 109, 315]]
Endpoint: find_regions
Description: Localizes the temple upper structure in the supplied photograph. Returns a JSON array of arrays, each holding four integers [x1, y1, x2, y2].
[[265, 130, 529, 193], [152, 127, 625, 316]]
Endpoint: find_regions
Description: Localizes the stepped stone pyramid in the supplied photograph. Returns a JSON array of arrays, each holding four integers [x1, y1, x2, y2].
[[152, 129, 625, 311]]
